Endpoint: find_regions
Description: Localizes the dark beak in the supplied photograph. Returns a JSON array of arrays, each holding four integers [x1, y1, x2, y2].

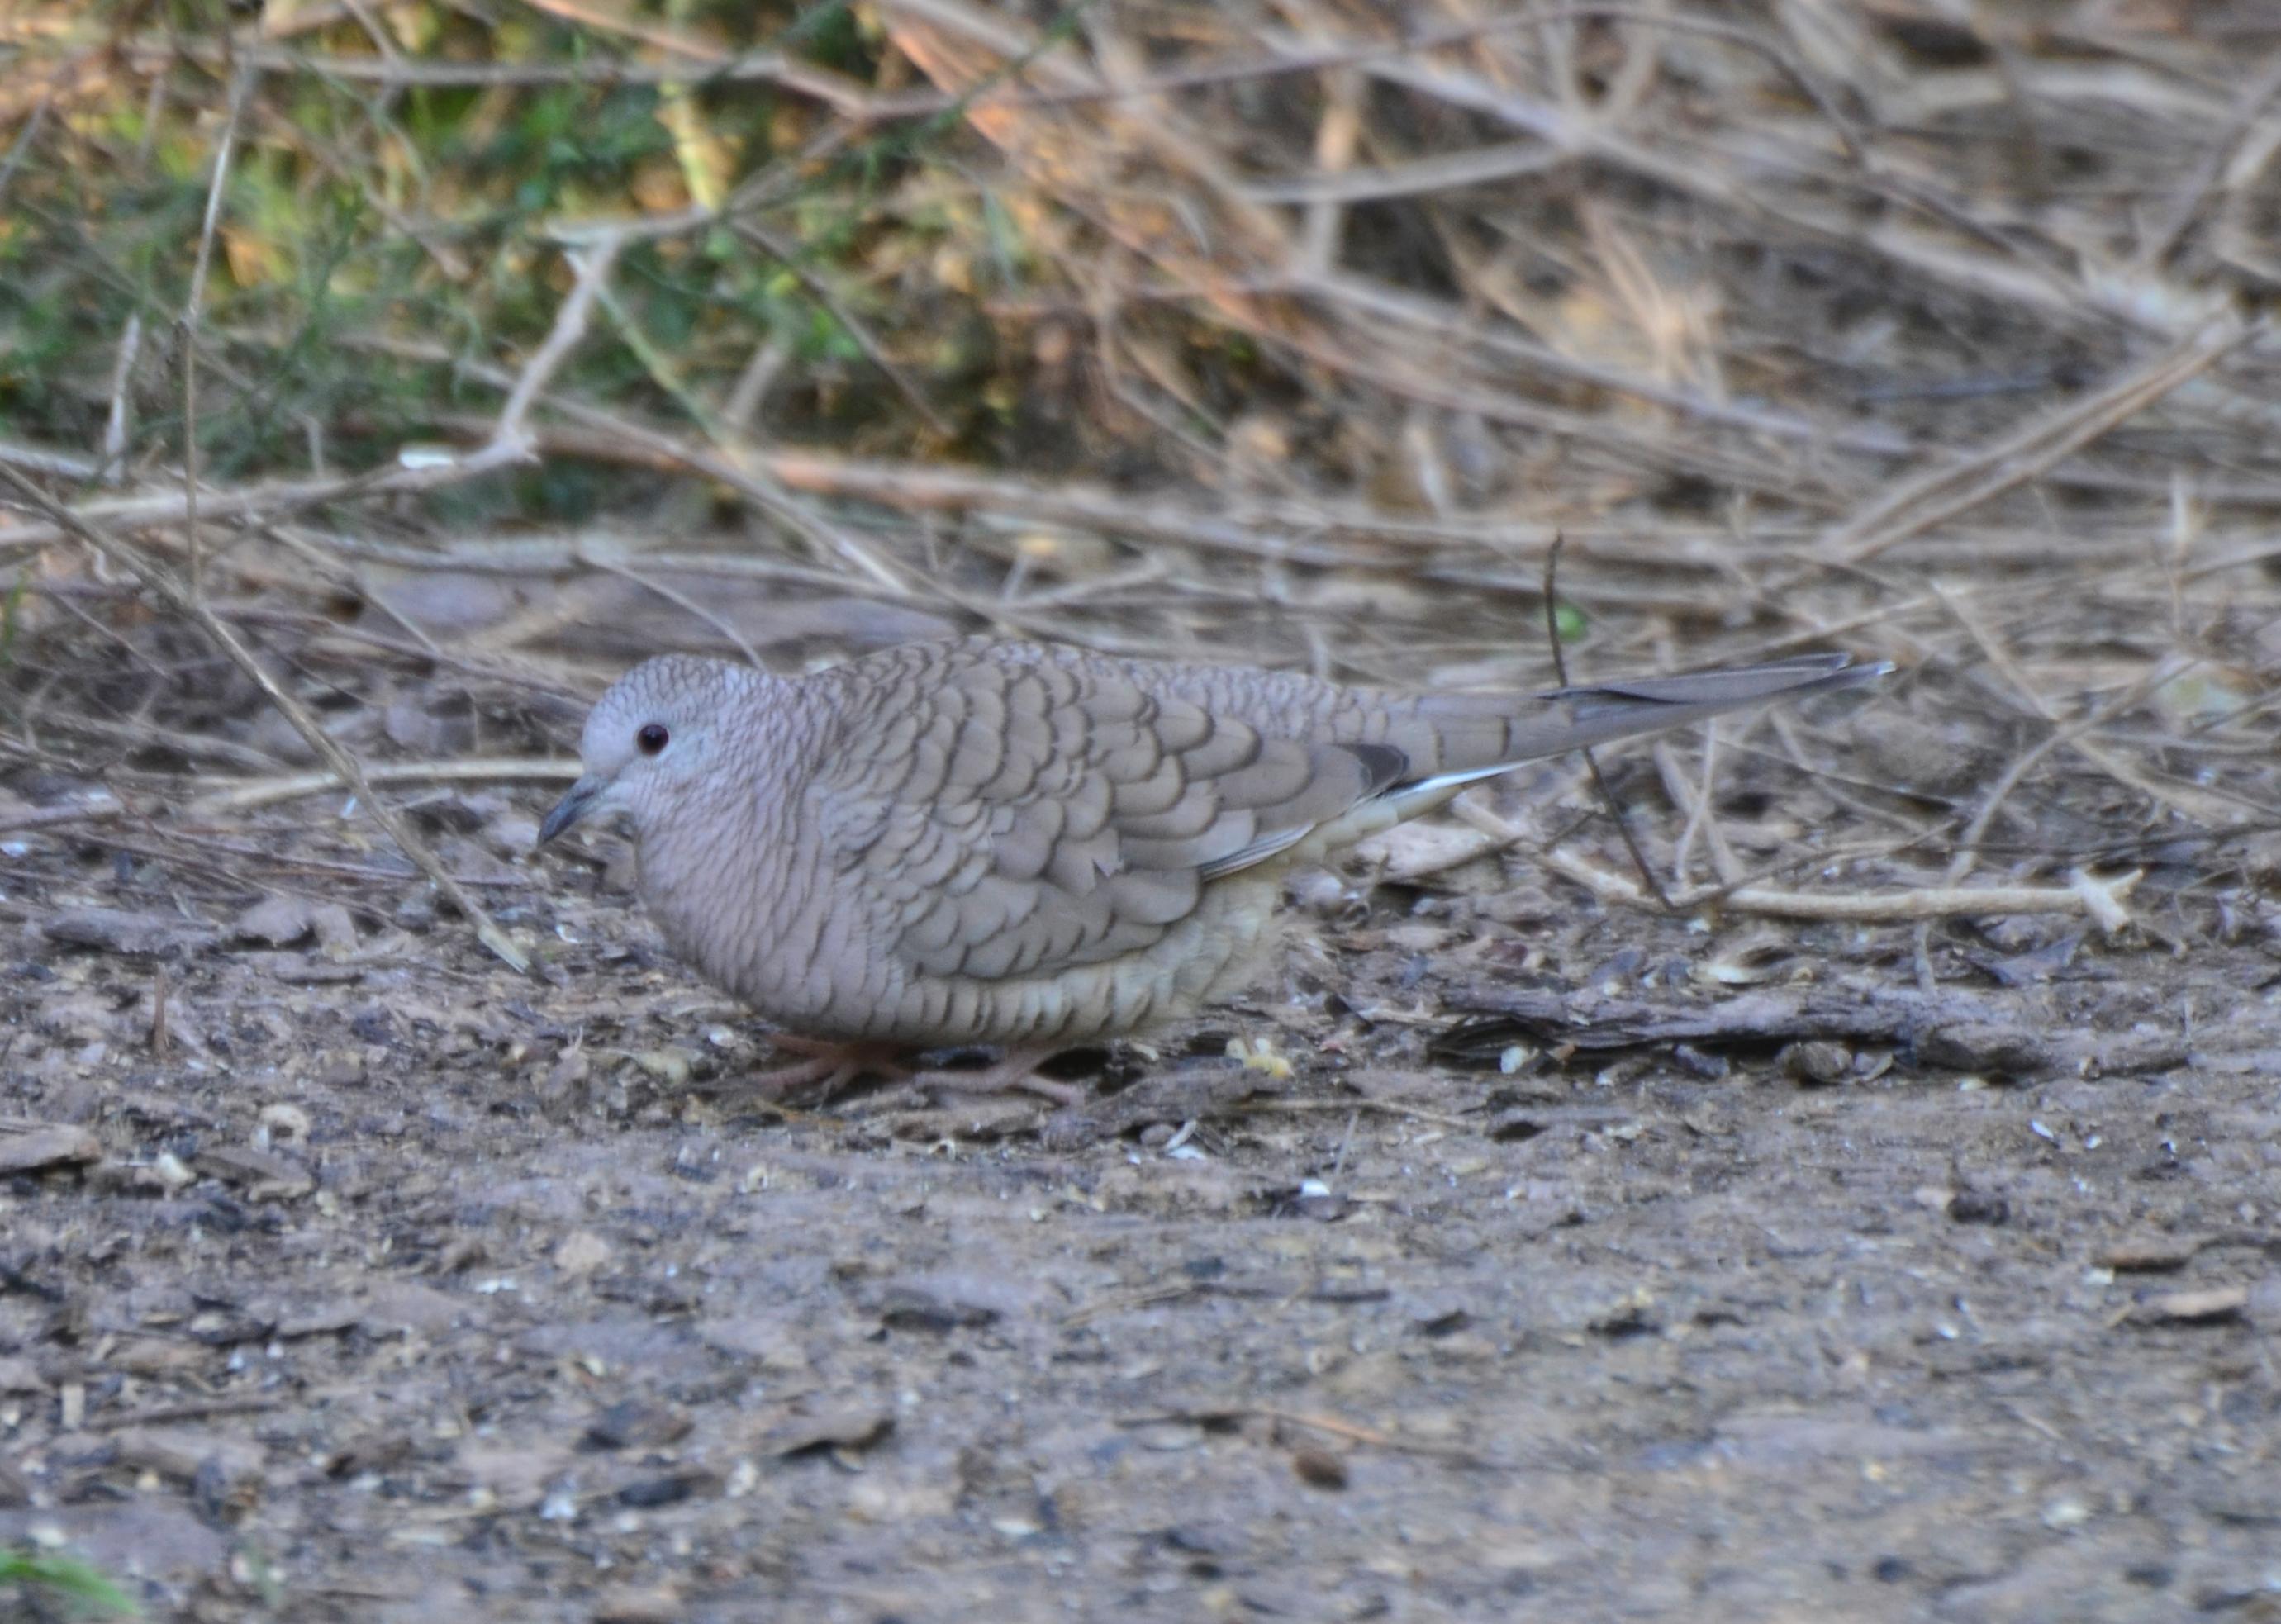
[[537, 776, 604, 847]]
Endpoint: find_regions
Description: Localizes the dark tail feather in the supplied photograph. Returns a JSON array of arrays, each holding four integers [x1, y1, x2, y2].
[[1391, 653, 1890, 810], [1266, 652, 1890, 867], [1537, 653, 1892, 748]]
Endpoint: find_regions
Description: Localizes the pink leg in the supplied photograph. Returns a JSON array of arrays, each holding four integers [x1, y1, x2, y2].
[[744, 1036, 910, 1100], [908, 1044, 1085, 1106]]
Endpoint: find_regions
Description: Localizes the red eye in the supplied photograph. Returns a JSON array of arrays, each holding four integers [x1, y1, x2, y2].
[[636, 723, 669, 756]]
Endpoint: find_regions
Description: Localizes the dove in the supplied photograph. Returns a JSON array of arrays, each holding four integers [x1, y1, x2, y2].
[[539, 636, 1887, 1100]]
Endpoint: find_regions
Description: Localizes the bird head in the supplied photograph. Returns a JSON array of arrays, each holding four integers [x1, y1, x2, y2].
[[537, 655, 750, 846]]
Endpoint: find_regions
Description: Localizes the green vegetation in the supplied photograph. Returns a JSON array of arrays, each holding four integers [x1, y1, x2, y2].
[[0, 1548, 138, 1619], [0, 1, 1029, 506]]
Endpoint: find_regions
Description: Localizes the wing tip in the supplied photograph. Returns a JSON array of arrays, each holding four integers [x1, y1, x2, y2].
[[1816, 654, 1898, 686]]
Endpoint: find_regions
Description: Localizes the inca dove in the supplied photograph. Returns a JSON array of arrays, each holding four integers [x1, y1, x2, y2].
[[539, 637, 1887, 1099]]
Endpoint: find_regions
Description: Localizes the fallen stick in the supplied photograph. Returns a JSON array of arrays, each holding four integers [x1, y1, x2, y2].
[[0, 466, 533, 974], [187, 757, 575, 817], [1536, 843, 2141, 927]]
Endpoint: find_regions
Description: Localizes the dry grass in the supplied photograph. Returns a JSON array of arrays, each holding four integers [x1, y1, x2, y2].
[[3, 0, 2280, 943]]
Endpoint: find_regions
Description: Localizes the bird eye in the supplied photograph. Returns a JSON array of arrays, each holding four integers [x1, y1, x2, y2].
[[636, 723, 670, 756]]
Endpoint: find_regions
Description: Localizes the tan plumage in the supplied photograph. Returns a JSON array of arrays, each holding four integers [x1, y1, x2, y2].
[[539, 637, 1886, 1095]]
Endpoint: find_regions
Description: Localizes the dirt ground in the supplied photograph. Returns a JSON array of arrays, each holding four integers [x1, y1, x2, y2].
[[2, 715, 2276, 1624]]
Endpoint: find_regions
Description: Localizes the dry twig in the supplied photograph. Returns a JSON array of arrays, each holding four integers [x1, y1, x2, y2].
[[0, 466, 533, 974]]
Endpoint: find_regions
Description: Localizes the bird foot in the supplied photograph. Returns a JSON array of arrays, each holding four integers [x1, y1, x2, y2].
[[907, 1046, 1083, 1106], [739, 1037, 1082, 1108], [742, 1038, 911, 1101]]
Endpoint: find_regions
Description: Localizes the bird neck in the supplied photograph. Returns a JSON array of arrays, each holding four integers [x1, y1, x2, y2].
[[632, 668, 818, 986]]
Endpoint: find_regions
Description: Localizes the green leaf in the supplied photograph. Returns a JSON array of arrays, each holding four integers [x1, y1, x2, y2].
[[0, 1548, 139, 1618]]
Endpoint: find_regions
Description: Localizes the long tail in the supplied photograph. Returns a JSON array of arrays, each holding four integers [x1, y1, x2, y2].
[[1372, 652, 1892, 821], [1528, 652, 1891, 753]]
